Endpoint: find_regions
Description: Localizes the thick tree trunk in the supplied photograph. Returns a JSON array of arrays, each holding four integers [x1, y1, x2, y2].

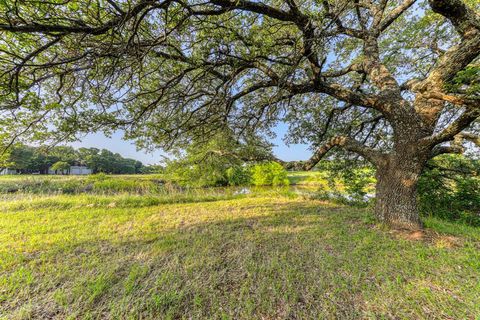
[[374, 153, 426, 230]]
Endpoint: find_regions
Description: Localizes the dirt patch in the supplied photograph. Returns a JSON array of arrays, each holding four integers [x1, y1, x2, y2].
[[405, 230, 424, 240], [389, 229, 462, 248], [433, 235, 461, 248]]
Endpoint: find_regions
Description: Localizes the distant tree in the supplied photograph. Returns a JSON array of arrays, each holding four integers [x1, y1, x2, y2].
[[76, 148, 143, 174], [51, 161, 70, 175], [140, 165, 164, 174], [49, 146, 77, 165], [78, 148, 101, 173], [28, 150, 50, 174], [1, 144, 143, 175], [134, 161, 144, 174], [0, 144, 34, 173], [116, 157, 136, 174]]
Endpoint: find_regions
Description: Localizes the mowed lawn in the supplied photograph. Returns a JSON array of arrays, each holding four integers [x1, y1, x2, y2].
[[1, 192, 480, 319]]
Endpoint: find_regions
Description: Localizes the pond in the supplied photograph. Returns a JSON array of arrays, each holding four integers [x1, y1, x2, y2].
[[0, 175, 375, 206]]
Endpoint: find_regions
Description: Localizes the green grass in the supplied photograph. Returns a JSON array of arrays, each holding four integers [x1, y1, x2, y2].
[[287, 171, 330, 186], [0, 174, 169, 195], [0, 182, 479, 319], [287, 169, 375, 193]]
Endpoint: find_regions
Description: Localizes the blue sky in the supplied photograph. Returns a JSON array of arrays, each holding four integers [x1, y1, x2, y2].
[[70, 123, 311, 165]]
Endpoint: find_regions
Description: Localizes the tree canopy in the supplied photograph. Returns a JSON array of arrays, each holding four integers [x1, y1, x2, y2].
[[0, 0, 476, 151]]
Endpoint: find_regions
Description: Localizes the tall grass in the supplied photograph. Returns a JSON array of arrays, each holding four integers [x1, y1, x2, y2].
[[0, 174, 169, 195]]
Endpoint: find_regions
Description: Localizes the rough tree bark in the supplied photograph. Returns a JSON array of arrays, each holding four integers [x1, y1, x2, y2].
[[374, 150, 428, 230], [285, 133, 431, 230], [288, 0, 480, 230]]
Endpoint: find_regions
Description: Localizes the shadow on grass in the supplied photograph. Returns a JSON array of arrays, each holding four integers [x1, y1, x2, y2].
[[1, 199, 479, 319]]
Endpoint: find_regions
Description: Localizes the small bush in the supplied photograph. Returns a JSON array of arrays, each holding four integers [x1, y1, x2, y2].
[[169, 164, 229, 187], [250, 162, 289, 186], [418, 155, 480, 226], [341, 168, 375, 206], [226, 165, 251, 186]]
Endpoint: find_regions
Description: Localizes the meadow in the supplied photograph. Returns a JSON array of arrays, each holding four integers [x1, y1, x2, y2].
[[0, 174, 479, 319]]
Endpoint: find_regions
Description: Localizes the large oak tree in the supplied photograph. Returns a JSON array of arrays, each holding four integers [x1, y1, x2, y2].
[[0, 0, 479, 229]]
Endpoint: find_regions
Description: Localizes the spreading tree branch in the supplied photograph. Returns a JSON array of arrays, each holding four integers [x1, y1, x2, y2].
[[282, 135, 386, 170]]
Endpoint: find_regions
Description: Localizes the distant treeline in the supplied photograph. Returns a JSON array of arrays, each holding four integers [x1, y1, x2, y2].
[[1, 144, 148, 174]]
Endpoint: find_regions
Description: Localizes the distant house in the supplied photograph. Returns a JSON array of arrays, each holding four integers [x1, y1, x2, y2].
[[1, 166, 92, 175], [70, 166, 93, 175], [48, 166, 93, 175], [0, 168, 19, 175]]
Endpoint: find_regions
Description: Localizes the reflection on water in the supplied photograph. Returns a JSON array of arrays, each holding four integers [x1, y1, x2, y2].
[[0, 179, 375, 205], [217, 185, 375, 203], [234, 187, 251, 195]]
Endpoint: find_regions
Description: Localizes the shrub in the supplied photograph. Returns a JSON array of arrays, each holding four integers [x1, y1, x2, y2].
[[341, 168, 375, 205], [250, 162, 289, 187], [312, 160, 375, 206], [168, 164, 229, 187], [226, 165, 251, 186], [418, 155, 480, 226]]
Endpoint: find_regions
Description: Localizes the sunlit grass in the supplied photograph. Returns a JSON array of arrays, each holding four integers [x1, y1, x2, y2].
[[1, 187, 479, 319], [287, 171, 330, 185]]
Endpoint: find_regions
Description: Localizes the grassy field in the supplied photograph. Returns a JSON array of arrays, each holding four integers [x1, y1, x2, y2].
[[1, 175, 480, 319]]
